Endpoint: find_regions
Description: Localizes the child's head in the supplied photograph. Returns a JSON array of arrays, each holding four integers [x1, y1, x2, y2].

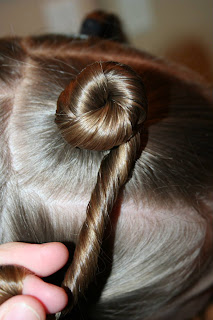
[[0, 34, 213, 319]]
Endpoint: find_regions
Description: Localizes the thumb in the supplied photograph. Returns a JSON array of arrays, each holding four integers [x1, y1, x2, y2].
[[0, 295, 46, 320]]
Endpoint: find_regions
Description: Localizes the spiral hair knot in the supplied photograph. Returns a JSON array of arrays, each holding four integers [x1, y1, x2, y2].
[[56, 61, 147, 150]]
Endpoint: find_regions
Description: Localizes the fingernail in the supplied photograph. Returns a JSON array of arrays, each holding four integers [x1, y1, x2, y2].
[[4, 303, 40, 320]]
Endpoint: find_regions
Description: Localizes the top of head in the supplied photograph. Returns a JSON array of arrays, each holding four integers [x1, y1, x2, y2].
[[55, 61, 147, 151]]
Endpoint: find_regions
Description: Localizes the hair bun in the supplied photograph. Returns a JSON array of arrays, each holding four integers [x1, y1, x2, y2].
[[55, 61, 147, 151]]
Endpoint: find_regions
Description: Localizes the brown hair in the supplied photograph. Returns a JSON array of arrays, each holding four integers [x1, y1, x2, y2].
[[56, 61, 147, 310], [0, 34, 213, 319]]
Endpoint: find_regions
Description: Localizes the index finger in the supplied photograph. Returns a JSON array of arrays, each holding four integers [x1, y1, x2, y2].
[[0, 242, 69, 277]]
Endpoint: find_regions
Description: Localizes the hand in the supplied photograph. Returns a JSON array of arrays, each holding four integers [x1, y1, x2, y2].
[[0, 242, 69, 320]]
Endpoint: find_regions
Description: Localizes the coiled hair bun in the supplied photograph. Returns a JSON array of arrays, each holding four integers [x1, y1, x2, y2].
[[55, 61, 147, 317], [55, 61, 147, 151]]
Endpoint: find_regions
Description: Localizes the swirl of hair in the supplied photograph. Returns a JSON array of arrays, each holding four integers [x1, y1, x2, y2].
[[55, 61, 147, 316], [0, 265, 31, 305]]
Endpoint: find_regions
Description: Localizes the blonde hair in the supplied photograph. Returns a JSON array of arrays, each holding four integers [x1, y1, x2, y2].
[[0, 34, 213, 319]]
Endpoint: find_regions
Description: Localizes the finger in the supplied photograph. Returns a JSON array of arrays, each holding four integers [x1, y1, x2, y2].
[[0, 242, 69, 277], [0, 295, 46, 320], [23, 275, 68, 314]]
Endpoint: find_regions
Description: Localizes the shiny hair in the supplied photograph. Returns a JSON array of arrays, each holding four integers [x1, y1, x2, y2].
[[56, 60, 147, 310], [0, 35, 213, 319]]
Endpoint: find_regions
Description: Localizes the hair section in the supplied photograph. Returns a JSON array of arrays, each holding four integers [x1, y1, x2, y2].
[[55, 61, 147, 313]]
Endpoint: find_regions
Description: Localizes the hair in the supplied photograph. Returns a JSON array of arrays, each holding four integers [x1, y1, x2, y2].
[[79, 10, 128, 43], [0, 33, 213, 320]]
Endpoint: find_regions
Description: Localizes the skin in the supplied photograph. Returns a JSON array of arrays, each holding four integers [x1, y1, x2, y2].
[[0, 242, 69, 320]]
